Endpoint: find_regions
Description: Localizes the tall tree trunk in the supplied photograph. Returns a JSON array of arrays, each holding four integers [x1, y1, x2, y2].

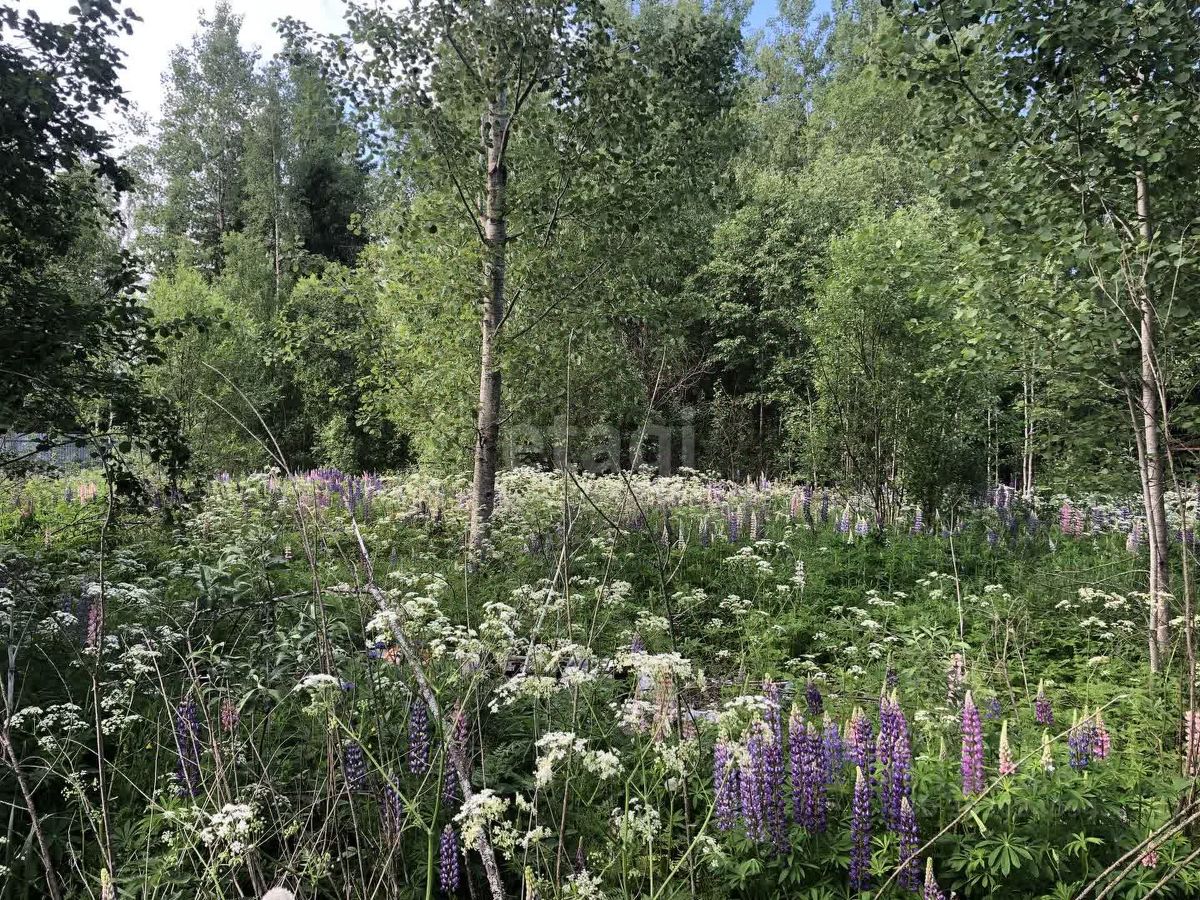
[[1136, 165, 1172, 670], [468, 90, 509, 553]]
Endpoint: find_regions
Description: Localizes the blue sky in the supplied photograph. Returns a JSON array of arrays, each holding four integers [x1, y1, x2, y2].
[[746, 0, 779, 31]]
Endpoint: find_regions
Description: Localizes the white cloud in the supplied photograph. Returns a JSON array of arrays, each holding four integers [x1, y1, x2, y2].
[[24, 0, 345, 125]]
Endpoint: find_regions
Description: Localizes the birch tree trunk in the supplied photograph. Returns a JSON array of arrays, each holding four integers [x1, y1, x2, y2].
[[1136, 165, 1172, 670], [469, 90, 509, 552]]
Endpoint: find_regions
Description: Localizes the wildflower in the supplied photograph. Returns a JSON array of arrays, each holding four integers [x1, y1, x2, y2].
[[822, 712, 843, 782], [790, 709, 827, 832], [1141, 846, 1159, 868], [1127, 523, 1142, 554], [220, 697, 239, 733], [819, 492, 830, 523], [100, 868, 114, 900], [804, 680, 823, 715], [960, 691, 985, 796], [1185, 711, 1200, 775], [1040, 730, 1055, 772], [739, 719, 768, 842], [381, 778, 404, 839], [1034, 681, 1053, 726], [409, 696, 432, 775], [946, 653, 965, 705], [698, 517, 710, 548], [848, 707, 874, 777], [923, 858, 946, 900], [837, 506, 851, 535], [762, 682, 789, 854], [344, 742, 368, 791], [878, 692, 912, 828], [849, 767, 872, 892], [1092, 710, 1111, 759], [439, 825, 461, 894], [911, 509, 924, 535], [1068, 709, 1095, 771], [896, 797, 920, 890], [998, 720, 1016, 776], [712, 737, 740, 831], [983, 696, 1002, 721], [173, 698, 202, 797], [986, 528, 998, 547]]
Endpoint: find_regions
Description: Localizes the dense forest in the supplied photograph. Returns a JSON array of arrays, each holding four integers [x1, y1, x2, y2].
[[3, 0, 1200, 898]]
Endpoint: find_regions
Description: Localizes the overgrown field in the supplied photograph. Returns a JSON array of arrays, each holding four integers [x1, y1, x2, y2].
[[2, 470, 1198, 899]]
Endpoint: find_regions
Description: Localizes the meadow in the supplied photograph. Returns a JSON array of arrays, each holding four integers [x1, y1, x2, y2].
[[2, 469, 1196, 899]]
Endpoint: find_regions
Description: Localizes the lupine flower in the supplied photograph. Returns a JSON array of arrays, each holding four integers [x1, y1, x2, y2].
[[896, 797, 921, 890], [986, 528, 998, 547], [1068, 709, 1096, 771], [848, 707, 875, 777], [740, 720, 768, 843], [1185, 711, 1200, 775], [713, 737, 740, 831], [849, 766, 872, 892], [960, 691, 985, 796], [762, 682, 789, 854], [878, 692, 912, 828], [1041, 730, 1055, 772], [727, 510, 740, 543], [819, 492, 830, 523], [886, 667, 899, 691], [220, 697, 239, 733], [805, 680, 823, 715], [984, 696, 1002, 721], [85, 599, 102, 649], [947, 653, 965, 705], [439, 825, 461, 894], [173, 698, 202, 797], [837, 506, 851, 535], [1092, 710, 1111, 760], [382, 779, 404, 839], [1034, 681, 1053, 726], [630, 633, 646, 654], [790, 709, 827, 832], [923, 858, 946, 900], [698, 517, 710, 548], [854, 518, 870, 537], [409, 696, 432, 775], [1141, 846, 1159, 868], [344, 742, 368, 791], [998, 720, 1016, 776], [822, 712, 843, 783], [1071, 508, 1085, 536], [911, 509, 924, 535], [1059, 502, 1073, 532]]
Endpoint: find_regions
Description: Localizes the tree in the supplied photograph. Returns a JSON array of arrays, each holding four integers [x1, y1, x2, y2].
[[285, 0, 742, 550], [0, 2, 185, 486], [145, 1, 258, 274], [886, 0, 1200, 670]]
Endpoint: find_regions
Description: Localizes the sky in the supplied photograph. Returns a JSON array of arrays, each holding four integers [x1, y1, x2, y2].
[[26, 0, 779, 123]]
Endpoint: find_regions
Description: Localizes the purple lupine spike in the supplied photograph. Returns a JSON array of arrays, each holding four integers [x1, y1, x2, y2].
[[896, 797, 921, 890], [819, 491, 830, 523], [848, 707, 875, 777], [713, 737, 740, 831], [879, 692, 912, 829], [439, 825, 461, 894], [791, 710, 828, 833], [382, 777, 404, 839], [740, 721, 768, 842], [850, 766, 872, 892], [1034, 680, 1053, 726], [837, 506, 851, 534], [762, 681, 789, 854], [911, 508, 924, 535], [1093, 711, 1111, 759], [984, 696, 1002, 721], [630, 632, 646, 654], [886, 667, 899, 691], [1068, 709, 1096, 771], [805, 681, 823, 716], [344, 741, 368, 791], [409, 696, 431, 775], [727, 509, 740, 543], [923, 858, 946, 900], [822, 712, 843, 783], [961, 691, 985, 796], [173, 698, 202, 797]]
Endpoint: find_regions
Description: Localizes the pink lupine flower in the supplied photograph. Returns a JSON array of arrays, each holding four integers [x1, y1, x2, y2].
[[998, 720, 1016, 776]]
